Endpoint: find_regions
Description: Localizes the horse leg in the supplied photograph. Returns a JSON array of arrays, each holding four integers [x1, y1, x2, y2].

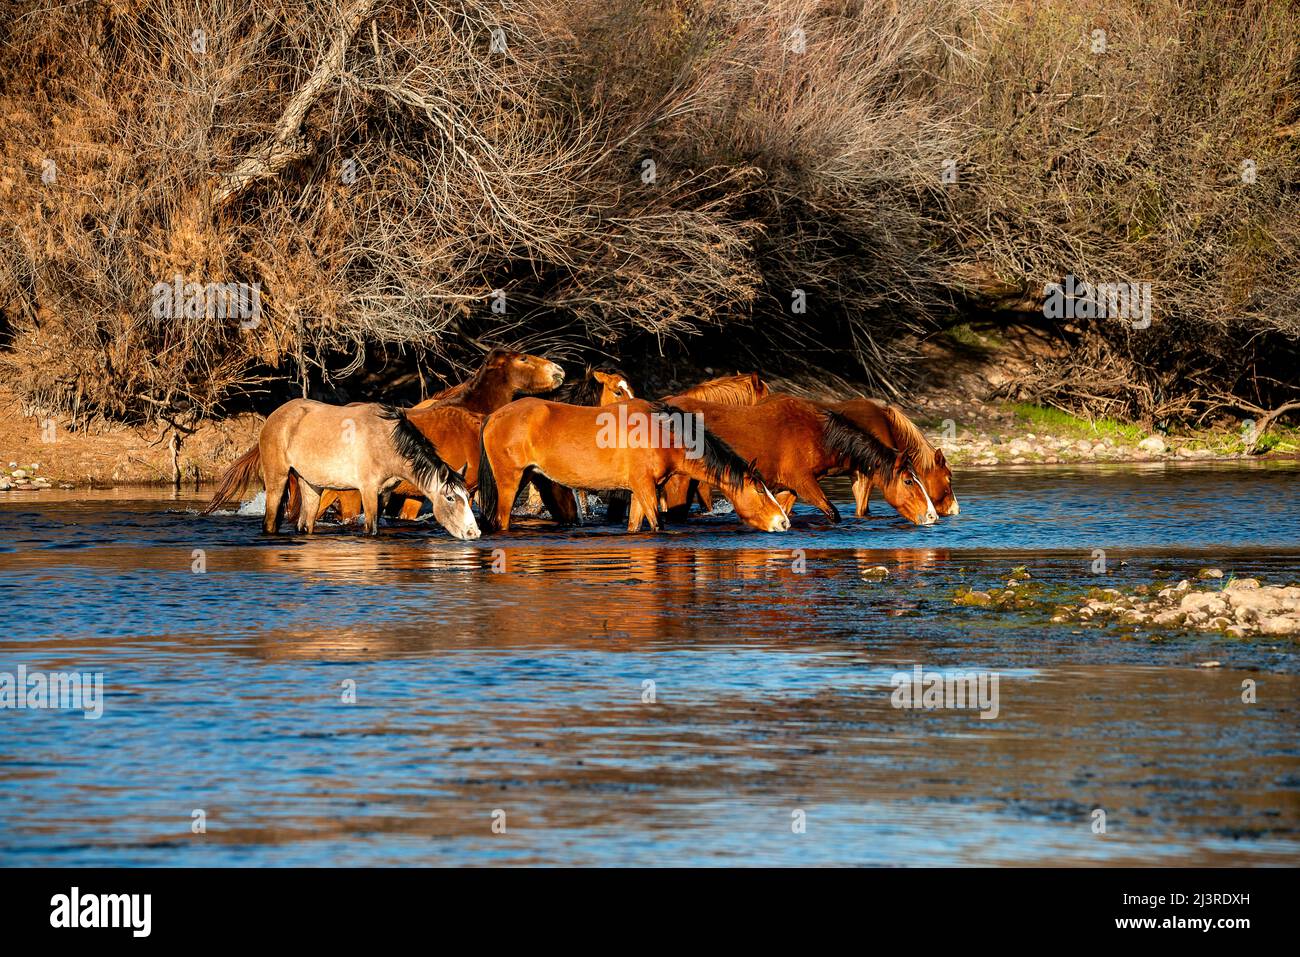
[[336, 490, 363, 524], [534, 476, 580, 526], [494, 466, 525, 532], [297, 483, 323, 534], [361, 486, 382, 536], [794, 475, 841, 524], [695, 483, 715, 513], [262, 466, 289, 535], [851, 471, 872, 517], [661, 474, 693, 520], [605, 489, 630, 526], [318, 488, 340, 520], [629, 484, 660, 533]]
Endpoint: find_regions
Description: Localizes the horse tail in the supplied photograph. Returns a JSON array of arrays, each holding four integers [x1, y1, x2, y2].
[[823, 410, 899, 483], [202, 445, 262, 514], [476, 427, 500, 531]]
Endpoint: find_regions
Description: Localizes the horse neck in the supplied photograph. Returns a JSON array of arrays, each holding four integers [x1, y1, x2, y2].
[[457, 375, 514, 414], [674, 451, 739, 492]]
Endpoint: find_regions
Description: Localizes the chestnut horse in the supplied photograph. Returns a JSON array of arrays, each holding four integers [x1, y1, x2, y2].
[[477, 398, 789, 533], [203, 401, 479, 539], [660, 369, 769, 514], [310, 348, 566, 523], [414, 347, 565, 414], [662, 396, 939, 525], [821, 398, 958, 517]]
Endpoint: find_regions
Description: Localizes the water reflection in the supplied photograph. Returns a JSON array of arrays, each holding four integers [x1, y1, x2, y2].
[[0, 463, 1297, 865]]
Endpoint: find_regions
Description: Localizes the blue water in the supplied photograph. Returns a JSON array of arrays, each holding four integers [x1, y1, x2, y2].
[[1, 461, 1297, 865]]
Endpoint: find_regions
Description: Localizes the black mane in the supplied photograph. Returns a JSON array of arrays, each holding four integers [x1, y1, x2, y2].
[[380, 405, 466, 494], [654, 401, 760, 491], [823, 410, 899, 482]]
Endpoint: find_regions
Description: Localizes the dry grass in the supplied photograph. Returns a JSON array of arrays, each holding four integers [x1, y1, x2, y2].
[[0, 0, 1295, 428]]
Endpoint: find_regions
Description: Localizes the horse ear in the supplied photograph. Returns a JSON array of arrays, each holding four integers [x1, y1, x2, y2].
[[894, 450, 906, 472], [459, 462, 469, 478], [934, 448, 947, 468]]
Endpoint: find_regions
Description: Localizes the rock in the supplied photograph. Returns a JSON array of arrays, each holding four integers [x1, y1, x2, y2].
[[11, 469, 26, 480], [860, 565, 889, 580], [1225, 578, 1260, 591], [955, 590, 993, 607], [1137, 435, 1166, 454], [0, 481, 10, 491], [1197, 661, 1221, 668], [1260, 616, 1300, 636], [1197, 567, 1224, 579]]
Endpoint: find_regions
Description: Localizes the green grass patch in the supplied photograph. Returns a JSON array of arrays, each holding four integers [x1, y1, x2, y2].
[[1008, 403, 1144, 444]]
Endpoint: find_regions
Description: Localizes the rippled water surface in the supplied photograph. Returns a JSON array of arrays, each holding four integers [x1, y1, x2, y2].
[[1, 462, 1297, 866]]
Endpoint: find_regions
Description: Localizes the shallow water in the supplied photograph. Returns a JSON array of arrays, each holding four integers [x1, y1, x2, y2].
[[1, 461, 1297, 866]]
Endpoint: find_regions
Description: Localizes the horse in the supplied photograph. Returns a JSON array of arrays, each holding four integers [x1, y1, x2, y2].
[[544, 366, 639, 522], [661, 395, 939, 525], [203, 400, 479, 539], [477, 398, 790, 533], [291, 403, 486, 525], [303, 348, 566, 524], [670, 371, 769, 405], [659, 371, 769, 512], [820, 398, 958, 517], [412, 347, 565, 414]]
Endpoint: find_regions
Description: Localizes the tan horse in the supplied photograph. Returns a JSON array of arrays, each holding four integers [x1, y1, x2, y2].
[[310, 348, 565, 523], [822, 398, 958, 517], [204, 400, 479, 539], [478, 398, 790, 533]]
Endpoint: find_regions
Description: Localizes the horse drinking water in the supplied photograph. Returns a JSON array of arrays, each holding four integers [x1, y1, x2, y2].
[[204, 400, 479, 539]]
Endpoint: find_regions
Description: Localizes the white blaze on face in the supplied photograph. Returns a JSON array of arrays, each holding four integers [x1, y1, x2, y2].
[[910, 469, 938, 525], [617, 379, 634, 398]]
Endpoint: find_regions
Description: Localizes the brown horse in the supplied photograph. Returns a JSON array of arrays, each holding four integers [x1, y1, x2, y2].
[[413, 347, 565, 415], [669, 371, 769, 405], [662, 395, 938, 525], [477, 398, 790, 533], [821, 398, 958, 517], [308, 348, 566, 524], [204, 400, 479, 538], [659, 371, 769, 512]]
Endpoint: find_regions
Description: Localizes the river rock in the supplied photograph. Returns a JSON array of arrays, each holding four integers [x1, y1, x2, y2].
[[11, 469, 26, 480], [1137, 435, 1166, 454], [1197, 567, 1224, 579]]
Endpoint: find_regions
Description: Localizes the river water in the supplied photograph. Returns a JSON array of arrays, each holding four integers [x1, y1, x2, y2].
[[1, 462, 1297, 865]]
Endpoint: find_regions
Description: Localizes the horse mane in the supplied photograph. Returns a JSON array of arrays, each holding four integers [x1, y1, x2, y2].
[[881, 404, 939, 473], [552, 365, 631, 406], [654, 400, 760, 491], [676, 372, 767, 406], [823, 411, 899, 483], [379, 405, 466, 495]]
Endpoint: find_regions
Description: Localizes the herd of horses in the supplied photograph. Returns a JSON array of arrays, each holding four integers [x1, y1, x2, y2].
[[203, 349, 959, 539]]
